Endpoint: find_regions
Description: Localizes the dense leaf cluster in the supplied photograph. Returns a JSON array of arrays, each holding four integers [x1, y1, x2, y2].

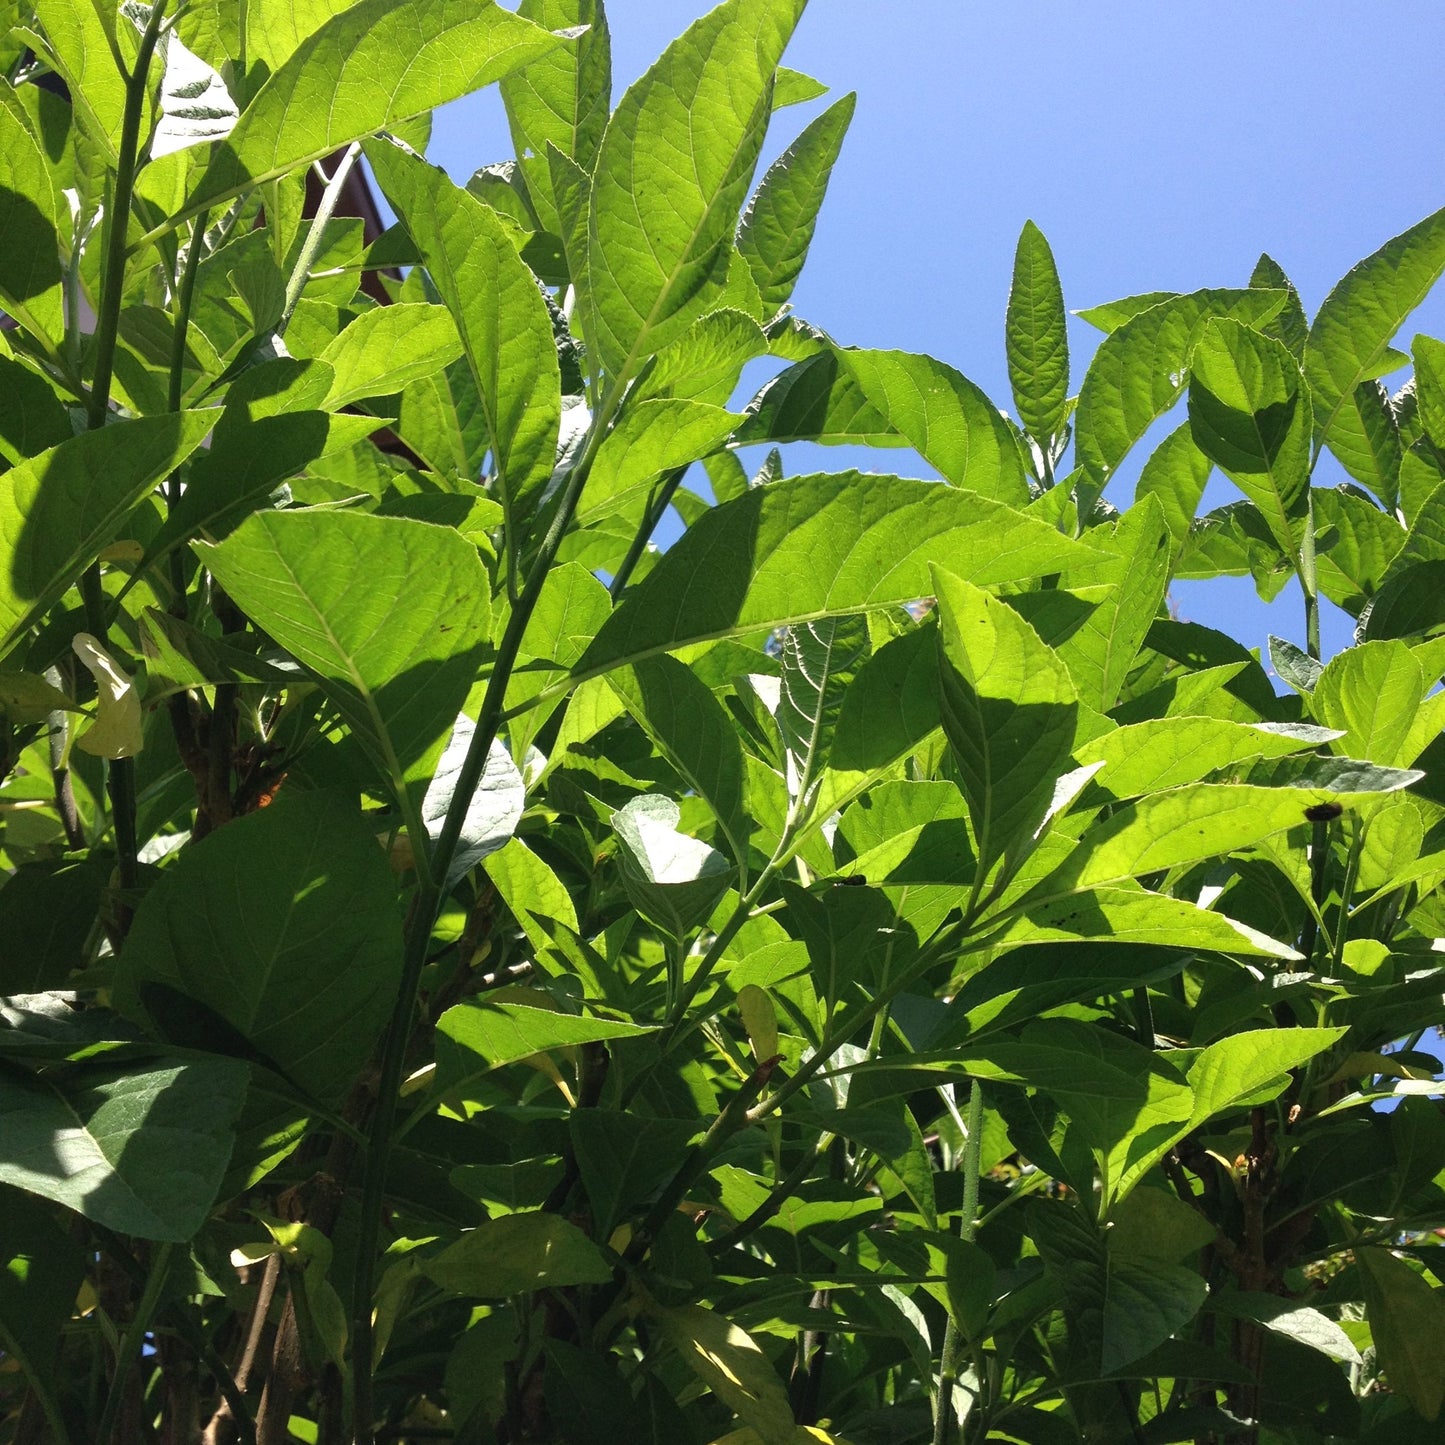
[[1, 2, 1444, 1443]]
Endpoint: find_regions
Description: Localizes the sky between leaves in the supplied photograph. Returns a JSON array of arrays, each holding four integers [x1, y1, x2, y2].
[[407, 0, 1445, 670]]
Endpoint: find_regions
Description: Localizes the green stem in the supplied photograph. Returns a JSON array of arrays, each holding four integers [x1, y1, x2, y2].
[[280, 143, 361, 331], [933, 1081, 984, 1445], [349, 382, 625, 1445], [1299, 489, 1321, 662], [95, 1242, 174, 1444], [165, 208, 209, 603], [610, 465, 688, 600]]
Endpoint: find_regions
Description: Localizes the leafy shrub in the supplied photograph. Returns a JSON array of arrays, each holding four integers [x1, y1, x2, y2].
[[1, 2, 1444, 1443]]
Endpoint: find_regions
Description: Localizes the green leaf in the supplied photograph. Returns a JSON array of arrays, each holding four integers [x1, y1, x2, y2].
[[318, 303, 463, 409], [990, 884, 1298, 960], [150, 29, 239, 158], [777, 614, 870, 806], [1187, 1028, 1342, 1125], [0, 354, 69, 467], [115, 790, 404, 1103], [569, 1110, 703, 1241], [1074, 717, 1335, 801], [0, 412, 215, 660], [1249, 253, 1309, 362], [836, 350, 1030, 505], [1188, 319, 1312, 559], [1135, 425, 1212, 554], [584, 0, 805, 381], [1328, 378, 1402, 504], [1414, 333, 1445, 447], [0, 1056, 248, 1240], [499, 0, 611, 233], [830, 621, 941, 775], [737, 92, 855, 314], [1032, 779, 1417, 897], [932, 564, 1079, 873], [1210, 1293, 1360, 1365], [183, 0, 571, 218], [199, 510, 491, 795], [0, 860, 107, 992], [1356, 1246, 1445, 1421], [650, 1302, 796, 1445], [574, 473, 1104, 681], [639, 309, 769, 407], [1312, 486, 1404, 614], [1006, 219, 1070, 449], [735, 350, 899, 447], [422, 718, 525, 888], [607, 655, 749, 869], [424, 1212, 613, 1297], [1312, 639, 1436, 767], [1268, 635, 1323, 694], [1075, 288, 1286, 508], [0, 97, 64, 349], [483, 837, 579, 959], [1074, 292, 1177, 334], [0, 1186, 84, 1434], [367, 140, 562, 541], [581, 399, 741, 520], [1305, 207, 1445, 486], [611, 794, 731, 939], [436, 999, 654, 1071]]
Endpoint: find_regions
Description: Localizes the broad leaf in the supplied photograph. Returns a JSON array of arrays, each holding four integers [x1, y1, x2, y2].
[[424, 1213, 612, 1297], [0, 1057, 247, 1240], [0, 412, 214, 660], [777, 614, 869, 806], [1187, 1028, 1342, 1125], [367, 140, 562, 542], [0, 97, 64, 349], [837, 349, 1030, 505], [1305, 206, 1445, 490], [422, 717, 525, 888], [1136, 422, 1213, 552], [319, 303, 463, 409], [585, 0, 805, 381], [611, 794, 732, 938], [575, 473, 1104, 681], [437, 999, 655, 1071], [182, 0, 571, 220], [570, 1110, 703, 1240], [199, 510, 491, 795], [115, 790, 404, 1103], [1312, 639, 1440, 767], [1075, 288, 1286, 508], [1188, 319, 1311, 559], [1006, 219, 1070, 448], [737, 92, 856, 313], [932, 565, 1079, 873], [1356, 1247, 1445, 1421], [150, 29, 239, 159], [736, 350, 899, 447]]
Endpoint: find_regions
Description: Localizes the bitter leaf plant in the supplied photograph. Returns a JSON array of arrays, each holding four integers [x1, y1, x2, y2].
[[1, 1, 1444, 1442]]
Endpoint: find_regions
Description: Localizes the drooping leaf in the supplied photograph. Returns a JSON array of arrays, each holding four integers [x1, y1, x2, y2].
[[737, 92, 856, 314], [735, 350, 899, 447], [437, 999, 655, 1071], [182, 0, 572, 220], [424, 1212, 613, 1297], [1075, 288, 1286, 509], [1305, 206, 1445, 492], [1006, 219, 1070, 449], [422, 717, 525, 888], [574, 473, 1104, 682], [499, 0, 611, 233], [837, 350, 1030, 505], [1188, 318, 1312, 559], [931, 564, 1079, 873], [611, 794, 732, 939], [1210, 1293, 1360, 1365], [0, 412, 214, 660], [584, 0, 805, 381], [0, 1056, 248, 1240], [115, 790, 404, 1103], [1356, 1246, 1445, 1421], [608, 655, 749, 869], [199, 510, 491, 795], [367, 139, 563, 542]]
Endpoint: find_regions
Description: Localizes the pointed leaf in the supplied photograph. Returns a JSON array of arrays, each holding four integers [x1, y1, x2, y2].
[[1312, 639, 1430, 767], [0, 97, 64, 348], [1136, 422, 1213, 552], [437, 999, 654, 1071], [777, 614, 869, 804], [737, 92, 855, 313], [367, 140, 562, 535], [585, 0, 805, 381], [570, 1111, 703, 1241], [184, 0, 571, 218], [499, 0, 611, 232], [581, 399, 740, 520], [1006, 219, 1070, 448], [199, 510, 491, 792], [837, 350, 1030, 504], [931, 565, 1079, 872], [424, 1212, 613, 1297], [575, 473, 1104, 681], [1188, 1028, 1342, 1125], [0, 1057, 247, 1240], [1188, 318, 1312, 558], [736, 350, 899, 447], [319, 303, 463, 409], [0, 412, 214, 660], [612, 794, 731, 938], [1075, 288, 1286, 506], [1305, 207, 1445, 484], [1356, 1247, 1445, 1421]]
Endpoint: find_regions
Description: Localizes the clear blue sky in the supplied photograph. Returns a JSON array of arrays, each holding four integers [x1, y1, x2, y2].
[[417, 2, 1445, 669]]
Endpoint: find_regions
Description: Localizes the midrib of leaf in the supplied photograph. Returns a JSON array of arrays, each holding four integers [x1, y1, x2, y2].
[[47, 1077, 171, 1232]]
